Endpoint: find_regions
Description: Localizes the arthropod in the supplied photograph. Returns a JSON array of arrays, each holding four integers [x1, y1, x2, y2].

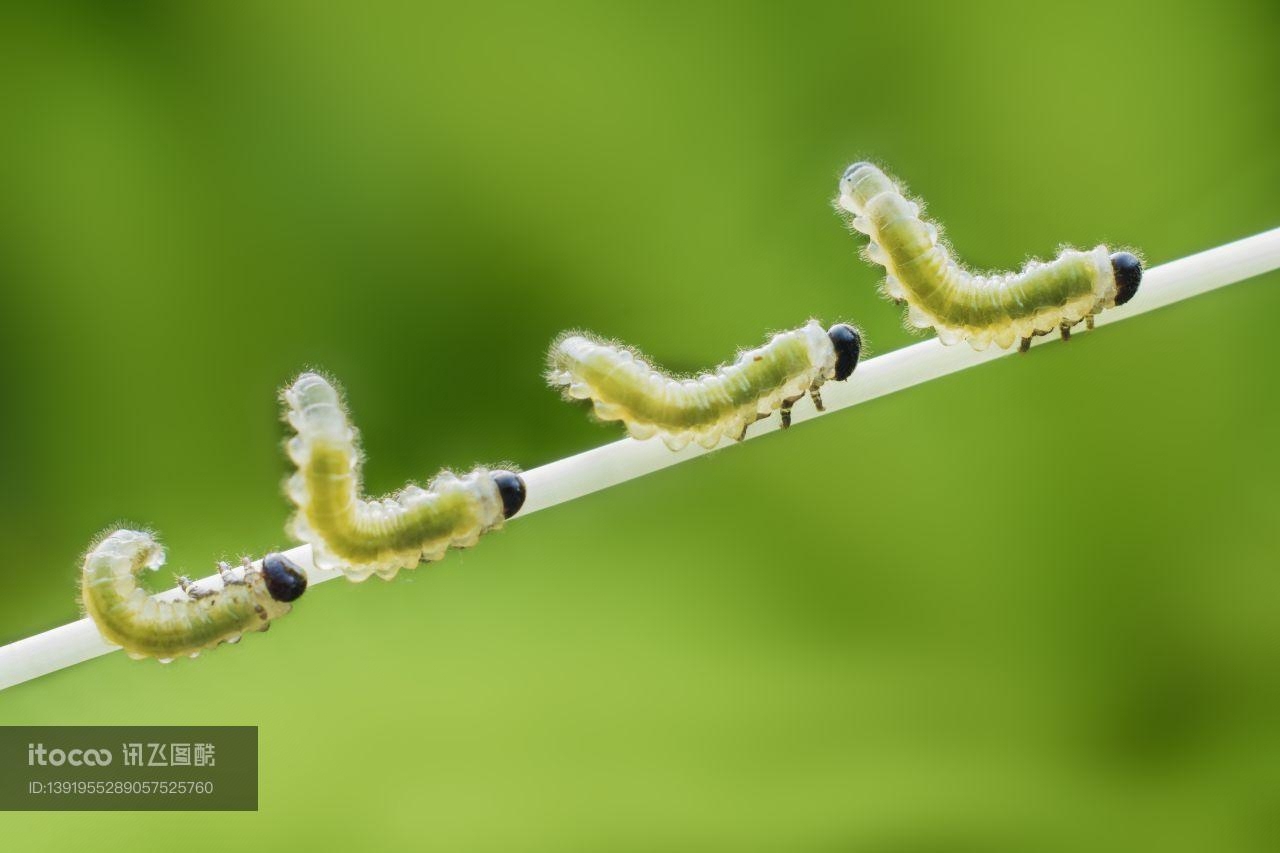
[[547, 320, 862, 450], [80, 529, 307, 662], [835, 161, 1143, 352], [283, 372, 527, 582]]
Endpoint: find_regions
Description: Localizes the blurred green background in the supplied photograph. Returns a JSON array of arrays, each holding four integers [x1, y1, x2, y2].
[[2, 1, 1278, 850]]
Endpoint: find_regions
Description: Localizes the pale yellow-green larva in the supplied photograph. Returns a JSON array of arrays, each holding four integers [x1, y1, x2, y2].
[[836, 162, 1143, 352], [283, 373, 527, 582], [547, 320, 862, 450], [80, 529, 307, 662]]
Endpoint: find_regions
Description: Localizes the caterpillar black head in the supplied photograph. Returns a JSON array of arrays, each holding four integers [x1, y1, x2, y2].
[[827, 324, 862, 381], [261, 552, 308, 602], [490, 470, 527, 519], [1110, 252, 1143, 307]]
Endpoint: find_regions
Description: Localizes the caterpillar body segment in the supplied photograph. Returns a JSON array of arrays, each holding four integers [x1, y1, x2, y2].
[[80, 530, 307, 662], [836, 162, 1143, 351], [283, 373, 527, 582], [547, 320, 862, 450]]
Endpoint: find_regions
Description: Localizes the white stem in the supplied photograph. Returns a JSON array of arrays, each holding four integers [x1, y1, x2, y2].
[[3, 228, 1278, 691]]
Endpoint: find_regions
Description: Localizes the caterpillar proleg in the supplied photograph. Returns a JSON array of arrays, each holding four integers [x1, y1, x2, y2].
[[836, 162, 1143, 351], [80, 530, 307, 662], [283, 372, 527, 582], [547, 320, 862, 450]]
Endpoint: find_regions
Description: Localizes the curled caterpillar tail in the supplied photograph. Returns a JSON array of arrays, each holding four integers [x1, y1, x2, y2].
[[283, 372, 526, 582], [80, 530, 306, 662], [546, 320, 862, 450], [835, 161, 1143, 351]]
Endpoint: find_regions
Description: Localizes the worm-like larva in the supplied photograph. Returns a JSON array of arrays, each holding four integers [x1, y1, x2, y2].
[[547, 320, 862, 450], [836, 162, 1143, 352], [283, 372, 527, 582], [80, 530, 307, 662]]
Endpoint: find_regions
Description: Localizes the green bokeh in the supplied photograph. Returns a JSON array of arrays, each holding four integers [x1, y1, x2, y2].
[[2, 1, 1278, 850]]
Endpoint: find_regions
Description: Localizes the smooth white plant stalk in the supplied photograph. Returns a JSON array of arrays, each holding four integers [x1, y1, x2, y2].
[[2, 228, 1278, 692]]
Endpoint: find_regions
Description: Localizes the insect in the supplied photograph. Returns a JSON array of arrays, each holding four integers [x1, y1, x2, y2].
[[283, 372, 527, 582], [80, 529, 307, 662], [835, 161, 1143, 352], [547, 320, 862, 450]]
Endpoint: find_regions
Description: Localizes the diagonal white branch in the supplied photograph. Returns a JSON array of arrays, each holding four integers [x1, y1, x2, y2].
[[2, 228, 1278, 691]]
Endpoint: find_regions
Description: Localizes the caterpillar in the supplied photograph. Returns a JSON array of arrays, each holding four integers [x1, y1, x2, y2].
[[835, 161, 1143, 352], [547, 320, 862, 450], [283, 372, 527, 582], [80, 529, 307, 662]]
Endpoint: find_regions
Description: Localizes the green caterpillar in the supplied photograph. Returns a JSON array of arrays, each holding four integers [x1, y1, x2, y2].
[[80, 530, 307, 662], [836, 162, 1143, 351], [547, 320, 862, 450], [283, 373, 527, 582]]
